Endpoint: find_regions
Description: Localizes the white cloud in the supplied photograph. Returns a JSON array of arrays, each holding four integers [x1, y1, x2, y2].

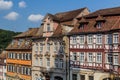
[[0, 0, 13, 10], [4, 12, 19, 20], [28, 14, 44, 22], [19, 1, 26, 8]]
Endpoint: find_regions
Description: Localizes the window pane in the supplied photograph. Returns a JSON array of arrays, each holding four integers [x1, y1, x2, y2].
[[80, 53, 84, 62], [72, 74, 77, 80]]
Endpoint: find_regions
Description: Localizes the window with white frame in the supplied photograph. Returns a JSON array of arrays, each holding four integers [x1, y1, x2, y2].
[[96, 53, 102, 63], [59, 44, 64, 53], [28, 68, 31, 75], [96, 34, 102, 44], [8, 53, 11, 58], [73, 53, 77, 61], [40, 58, 43, 66], [79, 35, 84, 44], [17, 53, 19, 59], [35, 57, 38, 65], [79, 24, 84, 29], [21, 67, 24, 74], [17, 66, 19, 73], [40, 43, 43, 52], [114, 55, 119, 65], [80, 52, 84, 62], [24, 53, 27, 60], [46, 58, 50, 67], [60, 59, 64, 68], [113, 34, 119, 43], [72, 36, 77, 44], [55, 59, 59, 68], [107, 53, 113, 63], [13, 53, 15, 59], [28, 53, 31, 60], [54, 42, 58, 52], [47, 43, 50, 51], [87, 35, 93, 44], [35, 43, 39, 53], [106, 34, 112, 44], [47, 24, 50, 32], [88, 53, 93, 62], [96, 22, 102, 29], [21, 53, 23, 60], [18, 39, 23, 46]]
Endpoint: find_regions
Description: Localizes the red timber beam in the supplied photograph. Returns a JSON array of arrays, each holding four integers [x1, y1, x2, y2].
[[70, 48, 104, 52]]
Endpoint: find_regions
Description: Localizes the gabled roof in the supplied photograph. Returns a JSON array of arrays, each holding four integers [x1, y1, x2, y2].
[[14, 28, 39, 38], [6, 28, 38, 50], [6, 40, 32, 50], [69, 17, 120, 35], [34, 26, 44, 38], [85, 7, 120, 18], [43, 13, 60, 22], [55, 7, 87, 22]]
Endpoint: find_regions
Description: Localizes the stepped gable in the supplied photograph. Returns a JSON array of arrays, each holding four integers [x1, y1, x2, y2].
[[14, 28, 39, 38], [85, 7, 120, 18], [69, 7, 120, 35], [55, 7, 87, 22]]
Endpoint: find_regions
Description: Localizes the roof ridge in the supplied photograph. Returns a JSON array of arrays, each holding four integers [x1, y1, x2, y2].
[[55, 7, 86, 15], [98, 6, 120, 11]]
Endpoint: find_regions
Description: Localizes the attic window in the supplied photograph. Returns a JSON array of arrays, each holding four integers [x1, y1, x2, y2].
[[79, 24, 84, 29], [47, 24, 50, 32], [96, 22, 102, 29], [18, 39, 23, 46]]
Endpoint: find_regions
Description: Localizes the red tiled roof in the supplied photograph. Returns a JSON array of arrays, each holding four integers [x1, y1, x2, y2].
[[55, 7, 87, 22], [6, 40, 32, 50], [14, 28, 39, 38], [85, 7, 120, 18], [70, 17, 120, 34], [52, 25, 63, 37], [34, 26, 44, 37]]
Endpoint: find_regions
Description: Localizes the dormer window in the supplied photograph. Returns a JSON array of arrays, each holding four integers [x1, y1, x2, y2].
[[79, 24, 84, 29], [78, 17, 88, 29], [96, 22, 102, 29], [95, 15, 105, 29], [18, 39, 23, 46], [47, 24, 50, 32]]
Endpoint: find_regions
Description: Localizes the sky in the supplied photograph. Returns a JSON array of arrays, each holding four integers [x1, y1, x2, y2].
[[0, 0, 120, 32]]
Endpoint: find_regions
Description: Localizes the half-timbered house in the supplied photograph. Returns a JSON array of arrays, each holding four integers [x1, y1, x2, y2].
[[69, 7, 120, 80]]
